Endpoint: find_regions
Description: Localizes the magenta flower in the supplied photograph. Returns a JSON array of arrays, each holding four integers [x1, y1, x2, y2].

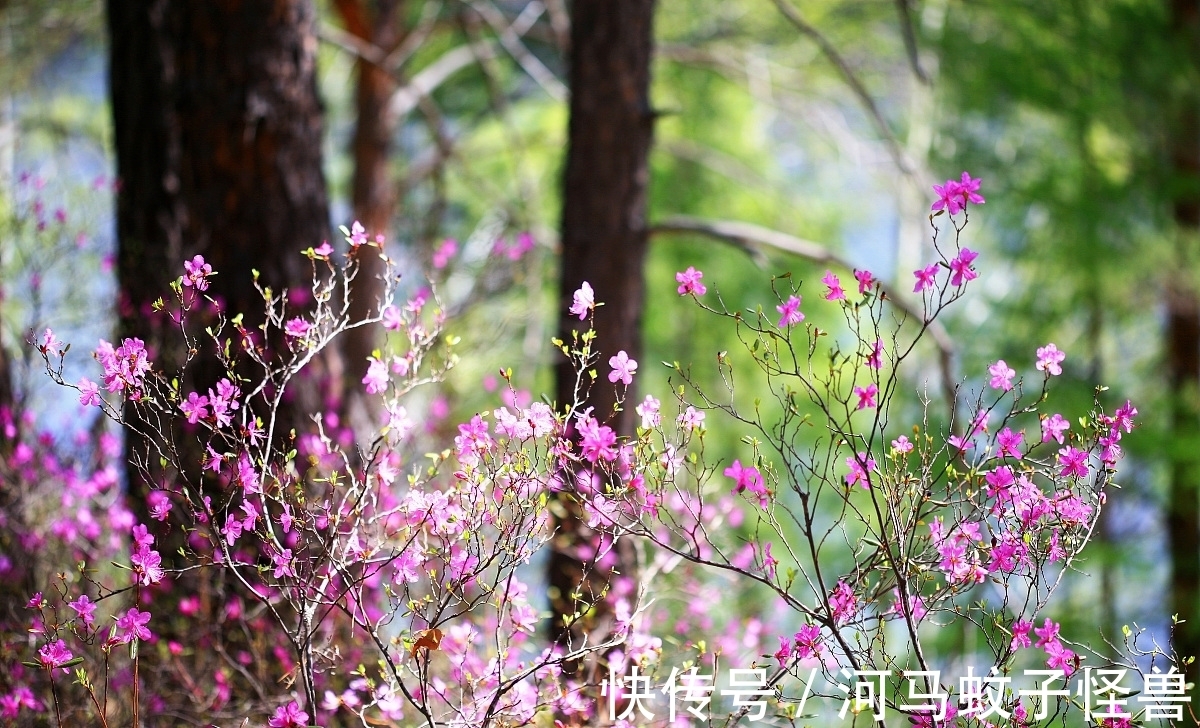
[[1036, 343, 1066, 376], [844, 452, 876, 488], [793, 624, 823, 660], [362, 357, 388, 395], [675, 266, 706, 296], [854, 383, 878, 410], [347, 220, 368, 247], [1010, 620, 1032, 650], [1041, 413, 1069, 444], [828, 580, 857, 624], [776, 295, 804, 327], [822, 270, 846, 301], [891, 435, 913, 454], [725, 459, 768, 507], [569, 281, 594, 319], [1045, 640, 1076, 674], [78, 377, 101, 407], [855, 269, 874, 294], [635, 395, 661, 429], [678, 406, 705, 430], [179, 391, 210, 424], [284, 318, 311, 338], [37, 639, 74, 673], [913, 263, 939, 292], [115, 607, 152, 644], [997, 427, 1024, 459], [131, 546, 164, 586], [312, 241, 333, 258], [1033, 617, 1060, 649], [866, 338, 884, 370], [182, 254, 212, 291], [69, 595, 97, 627], [988, 359, 1016, 391], [949, 247, 979, 286], [272, 548, 296, 579], [608, 350, 638, 385], [432, 238, 458, 269], [931, 179, 964, 215], [269, 701, 310, 728], [1057, 446, 1088, 478], [955, 171, 985, 206]]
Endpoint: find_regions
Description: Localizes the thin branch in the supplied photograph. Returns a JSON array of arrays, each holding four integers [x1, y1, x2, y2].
[[895, 0, 931, 85], [649, 215, 957, 407], [386, 41, 500, 122], [768, 0, 920, 178], [470, 0, 567, 101]]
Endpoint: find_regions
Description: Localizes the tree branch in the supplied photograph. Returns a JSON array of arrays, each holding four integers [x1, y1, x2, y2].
[[649, 215, 957, 407]]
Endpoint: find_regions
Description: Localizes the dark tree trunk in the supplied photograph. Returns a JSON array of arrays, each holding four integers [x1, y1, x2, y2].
[[107, 0, 330, 717], [548, 0, 656, 664], [334, 0, 402, 425], [1166, 0, 1200, 689]]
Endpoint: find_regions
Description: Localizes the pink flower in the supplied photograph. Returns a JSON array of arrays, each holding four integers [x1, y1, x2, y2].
[[269, 701, 310, 728], [1011, 619, 1033, 650], [891, 435, 913, 454], [131, 546, 164, 586], [1033, 618, 1060, 648], [913, 263, 939, 292], [569, 281, 594, 320], [636, 395, 661, 428], [1057, 446, 1088, 478], [855, 269, 874, 294], [78, 377, 101, 407], [114, 607, 152, 644], [675, 266, 706, 296], [955, 172, 985, 206], [828, 580, 856, 624], [822, 270, 846, 301], [69, 595, 97, 627], [180, 391, 210, 424], [997, 427, 1024, 459], [844, 452, 876, 488], [725, 459, 768, 507], [608, 350, 638, 386], [284, 318, 311, 338], [1036, 343, 1066, 376], [931, 179, 964, 215], [1045, 640, 1076, 674], [854, 383, 878, 410], [776, 295, 804, 327], [347, 220, 368, 247], [1041, 413, 1069, 444], [363, 357, 388, 394], [182, 254, 212, 291], [949, 248, 979, 286], [312, 241, 333, 258], [432, 238, 458, 269], [678, 406, 705, 430], [988, 359, 1015, 391], [37, 639, 74, 673], [866, 338, 884, 370]]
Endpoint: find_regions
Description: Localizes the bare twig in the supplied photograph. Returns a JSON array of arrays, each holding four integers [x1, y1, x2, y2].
[[895, 0, 931, 84], [649, 214, 957, 406]]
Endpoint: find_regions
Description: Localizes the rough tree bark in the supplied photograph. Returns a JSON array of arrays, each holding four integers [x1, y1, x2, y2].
[[548, 0, 656, 664], [1166, 0, 1200, 688], [107, 0, 331, 716]]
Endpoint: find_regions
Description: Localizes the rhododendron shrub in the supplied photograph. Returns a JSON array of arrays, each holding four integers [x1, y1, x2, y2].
[[4, 177, 1187, 726]]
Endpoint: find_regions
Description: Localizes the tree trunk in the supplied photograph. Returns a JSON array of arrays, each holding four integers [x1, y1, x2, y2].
[[548, 0, 656, 666], [108, 0, 330, 717], [1166, 0, 1200, 688]]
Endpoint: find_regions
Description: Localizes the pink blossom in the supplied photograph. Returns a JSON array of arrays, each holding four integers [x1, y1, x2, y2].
[[1033, 618, 1060, 648], [988, 359, 1015, 391], [822, 270, 845, 301], [855, 269, 874, 294], [284, 318, 311, 338], [78, 377, 101, 407], [1045, 640, 1076, 674], [1112, 399, 1137, 434], [844, 452, 877, 488], [131, 546, 164, 586], [37, 639, 74, 673], [931, 180, 964, 215], [269, 701, 310, 728], [955, 172, 985, 206], [828, 580, 856, 624], [776, 295, 804, 327], [866, 338, 884, 370], [854, 383, 878, 410], [1057, 446, 1088, 478], [179, 391, 210, 424], [432, 238, 458, 269], [1041, 413, 1069, 444], [949, 248, 979, 286], [725, 459, 768, 507], [891, 435, 913, 454], [1036, 343, 1066, 376], [569, 281, 594, 320], [312, 241, 333, 257], [678, 406, 705, 430], [69, 595, 97, 626], [635, 395, 660, 429], [608, 350, 638, 386], [913, 263, 939, 292], [347, 220, 368, 247], [182, 255, 212, 291], [114, 607, 152, 644], [997, 427, 1024, 459], [363, 357, 388, 394], [675, 266, 706, 296]]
